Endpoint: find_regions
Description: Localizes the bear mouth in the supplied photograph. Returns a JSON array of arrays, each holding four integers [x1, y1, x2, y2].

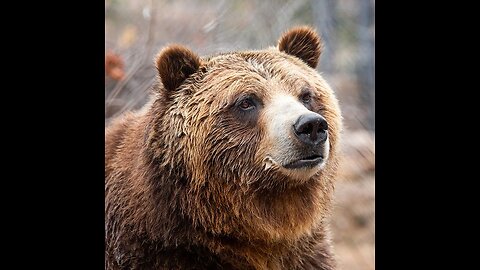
[[283, 155, 324, 169]]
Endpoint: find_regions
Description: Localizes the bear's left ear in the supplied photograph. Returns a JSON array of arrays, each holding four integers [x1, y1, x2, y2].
[[278, 26, 323, 69], [155, 44, 201, 93]]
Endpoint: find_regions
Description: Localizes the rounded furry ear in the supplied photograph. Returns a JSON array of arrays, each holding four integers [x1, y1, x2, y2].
[[278, 26, 322, 69], [155, 44, 201, 92]]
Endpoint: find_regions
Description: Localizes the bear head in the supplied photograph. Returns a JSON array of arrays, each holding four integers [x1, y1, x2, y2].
[[145, 26, 342, 242]]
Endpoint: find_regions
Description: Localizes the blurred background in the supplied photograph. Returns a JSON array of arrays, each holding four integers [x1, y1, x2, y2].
[[105, 0, 374, 269]]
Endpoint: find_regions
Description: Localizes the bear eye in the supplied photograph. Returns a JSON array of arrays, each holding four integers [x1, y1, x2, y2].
[[237, 98, 255, 111], [300, 92, 312, 104]]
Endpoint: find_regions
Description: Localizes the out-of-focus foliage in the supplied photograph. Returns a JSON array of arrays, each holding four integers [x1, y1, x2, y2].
[[105, 1, 375, 269]]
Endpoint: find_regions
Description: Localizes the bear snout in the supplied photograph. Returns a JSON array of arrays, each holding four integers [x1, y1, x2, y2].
[[293, 113, 328, 147]]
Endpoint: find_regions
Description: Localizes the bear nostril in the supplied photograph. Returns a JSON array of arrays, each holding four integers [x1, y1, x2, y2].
[[303, 122, 317, 141], [293, 114, 328, 145], [319, 119, 328, 132], [299, 122, 312, 134]]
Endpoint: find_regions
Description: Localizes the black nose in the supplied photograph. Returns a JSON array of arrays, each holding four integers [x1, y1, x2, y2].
[[293, 114, 328, 146]]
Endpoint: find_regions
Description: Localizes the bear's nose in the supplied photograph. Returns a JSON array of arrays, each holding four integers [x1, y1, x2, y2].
[[293, 113, 328, 146]]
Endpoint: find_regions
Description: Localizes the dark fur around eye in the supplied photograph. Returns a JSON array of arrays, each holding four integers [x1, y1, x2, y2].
[[231, 95, 261, 125], [237, 97, 256, 111], [299, 88, 315, 111], [300, 93, 312, 104]]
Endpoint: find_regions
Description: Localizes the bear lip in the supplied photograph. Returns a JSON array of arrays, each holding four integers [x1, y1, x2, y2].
[[283, 155, 323, 169]]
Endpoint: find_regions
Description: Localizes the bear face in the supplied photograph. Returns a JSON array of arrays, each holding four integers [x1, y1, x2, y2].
[[143, 26, 342, 240], [153, 27, 340, 185]]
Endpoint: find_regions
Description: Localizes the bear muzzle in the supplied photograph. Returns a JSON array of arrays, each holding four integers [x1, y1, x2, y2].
[[293, 113, 328, 146], [262, 94, 331, 176], [283, 113, 329, 169]]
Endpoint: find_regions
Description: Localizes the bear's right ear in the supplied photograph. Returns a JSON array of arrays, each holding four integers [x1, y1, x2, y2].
[[155, 44, 201, 93]]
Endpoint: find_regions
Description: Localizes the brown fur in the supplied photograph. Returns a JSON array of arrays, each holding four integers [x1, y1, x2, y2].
[[278, 26, 323, 68], [156, 45, 201, 92], [105, 26, 342, 269]]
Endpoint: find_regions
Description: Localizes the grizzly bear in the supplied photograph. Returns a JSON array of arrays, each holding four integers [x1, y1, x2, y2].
[[105, 26, 342, 270]]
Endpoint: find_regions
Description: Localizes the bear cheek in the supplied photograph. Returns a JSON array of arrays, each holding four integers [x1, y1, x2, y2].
[[194, 114, 260, 180]]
